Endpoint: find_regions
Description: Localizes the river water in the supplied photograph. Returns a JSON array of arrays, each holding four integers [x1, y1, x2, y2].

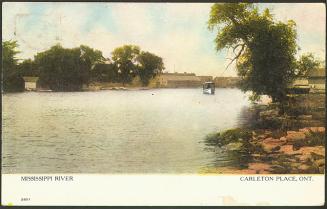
[[2, 88, 251, 173]]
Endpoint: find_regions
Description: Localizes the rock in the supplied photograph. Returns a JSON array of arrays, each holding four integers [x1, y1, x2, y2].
[[298, 164, 311, 172], [294, 146, 325, 163], [296, 153, 313, 163], [279, 145, 302, 155], [248, 163, 272, 173], [287, 131, 298, 135], [261, 138, 286, 153], [314, 159, 325, 167], [299, 146, 325, 157], [309, 127, 325, 133], [286, 132, 306, 143], [279, 136, 287, 142], [299, 127, 325, 134]]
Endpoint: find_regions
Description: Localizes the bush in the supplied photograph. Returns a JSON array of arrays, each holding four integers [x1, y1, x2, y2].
[[293, 131, 325, 149], [204, 128, 252, 147]]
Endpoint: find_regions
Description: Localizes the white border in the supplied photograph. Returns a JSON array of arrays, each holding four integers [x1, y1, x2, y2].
[[1, 174, 325, 206]]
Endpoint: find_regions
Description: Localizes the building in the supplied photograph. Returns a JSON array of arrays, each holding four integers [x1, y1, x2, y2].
[[308, 68, 325, 92], [214, 77, 240, 88], [198, 76, 213, 83], [149, 72, 202, 88], [23, 76, 39, 91], [288, 77, 310, 94]]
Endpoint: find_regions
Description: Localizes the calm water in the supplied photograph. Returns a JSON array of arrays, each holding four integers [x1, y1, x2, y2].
[[2, 88, 251, 173]]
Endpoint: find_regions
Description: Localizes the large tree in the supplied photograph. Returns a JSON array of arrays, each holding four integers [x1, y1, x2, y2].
[[2, 40, 24, 92], [34, 44, 104, 91], [137, 51, 164, 86], [111, 45, 140, 85], [208, 3, 298, 102]]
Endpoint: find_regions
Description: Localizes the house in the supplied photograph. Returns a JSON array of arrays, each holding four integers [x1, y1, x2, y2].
[[214, 77, 241, 88], [149, 72, 202, 88], [198, 76, 213, 83], [288, 77, 310, 94], [308, 68, 325, 92], [23, 76, 39, 91]]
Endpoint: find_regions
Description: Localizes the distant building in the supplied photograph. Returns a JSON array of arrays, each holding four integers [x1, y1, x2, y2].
[[23, 77, 39, 91], [214, 77, 240, 88], [288, 77, 310, 94], [308, 68, 325, 92], [150, 72, 202, 88], [198, 76, 213, 83]]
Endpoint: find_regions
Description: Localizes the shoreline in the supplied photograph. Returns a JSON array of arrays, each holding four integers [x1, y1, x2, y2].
[[201, 93, 325, 174]]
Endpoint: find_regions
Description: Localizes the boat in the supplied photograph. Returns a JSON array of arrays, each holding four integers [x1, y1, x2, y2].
[[203, 82, 215, 95]]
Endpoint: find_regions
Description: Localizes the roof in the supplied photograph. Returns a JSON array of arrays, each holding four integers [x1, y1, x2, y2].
[[23, 76, 39, 82], [159, 73, 201, 81], [198, 76, 213, 78], [308, 68, 325, 78]]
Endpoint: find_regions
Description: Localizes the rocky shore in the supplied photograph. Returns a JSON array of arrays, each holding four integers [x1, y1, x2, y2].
[[202, 94, 325, 174]]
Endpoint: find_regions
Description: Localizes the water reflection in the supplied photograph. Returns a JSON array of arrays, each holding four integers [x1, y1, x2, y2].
[[202, 106, 256, 169], [2, 88, 251, 173]]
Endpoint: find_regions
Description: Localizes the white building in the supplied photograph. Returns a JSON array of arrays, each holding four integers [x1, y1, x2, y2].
[[23, 77, 39, 91]]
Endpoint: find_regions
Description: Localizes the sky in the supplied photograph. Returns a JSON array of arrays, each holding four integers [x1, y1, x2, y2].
[[2, 2, 326, 77]]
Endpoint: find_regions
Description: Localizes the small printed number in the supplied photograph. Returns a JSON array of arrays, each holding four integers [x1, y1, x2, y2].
[[21, 198, 30, 201]]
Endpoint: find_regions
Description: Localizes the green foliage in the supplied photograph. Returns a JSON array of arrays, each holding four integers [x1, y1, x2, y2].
[[111, 45, 140, 85], [2, 41, 165, 91], [205, 128, 252, 147], [18, 59, 38, 77], [34, 44, 103, 91], [293, 131, 325, 150], [111, 45, 164, 86], [137, 51, 164, 86], [91, 63, 117, 83], [208, 3, 298, 102], [296, 53, 321, 77], [2, 40, 24, 92]]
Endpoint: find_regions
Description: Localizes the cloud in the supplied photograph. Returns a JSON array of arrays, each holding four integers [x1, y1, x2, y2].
[[270, 3, 325, 58], [2, 2, 325, 76]]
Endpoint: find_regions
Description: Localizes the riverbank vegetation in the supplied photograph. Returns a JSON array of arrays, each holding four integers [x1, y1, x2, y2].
[[203, 3, 325, 174], [208, 3, 323, 104], [203, 93, 325, 174], [2, 41, 164, 92]]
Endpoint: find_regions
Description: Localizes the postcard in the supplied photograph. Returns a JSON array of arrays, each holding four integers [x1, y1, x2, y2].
[[1, 1, 325, 206]]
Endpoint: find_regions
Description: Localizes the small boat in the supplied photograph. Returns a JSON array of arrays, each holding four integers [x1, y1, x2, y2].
[[203, 82, 215, 95]]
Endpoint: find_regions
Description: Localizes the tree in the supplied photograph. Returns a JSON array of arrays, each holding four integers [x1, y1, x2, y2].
[[137, 51, 164, 86], [208, 3, 298, 102], [80, 45, 106, 70], [2, 40, 24, 92], [296, 53, 321, 77], [34, 44, 104, 91], [19, 59, 38, 77], [111, 45, 140, 85], [91, 63, 118, 82]]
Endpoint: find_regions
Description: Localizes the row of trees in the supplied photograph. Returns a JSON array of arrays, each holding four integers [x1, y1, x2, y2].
[[2, 41, 164, 92], [208, 3, 323, 103]]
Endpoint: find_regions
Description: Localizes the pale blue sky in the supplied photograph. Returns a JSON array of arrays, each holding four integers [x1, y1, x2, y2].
[[2, 2, 325, 77]]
